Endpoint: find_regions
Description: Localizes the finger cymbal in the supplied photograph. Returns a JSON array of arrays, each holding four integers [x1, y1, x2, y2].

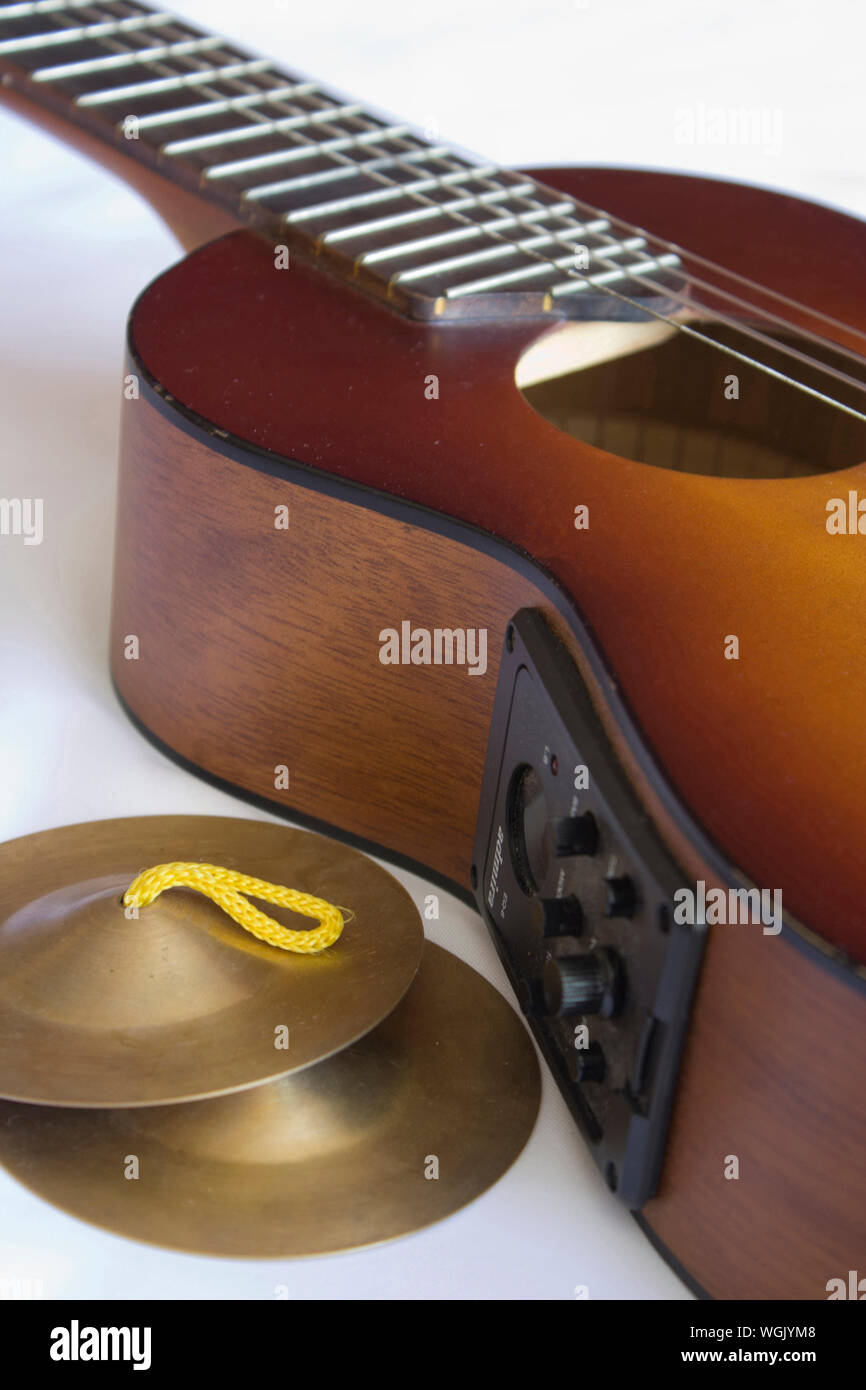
[[0, 942, 541, 1257], [0, 816, 423, 1107]]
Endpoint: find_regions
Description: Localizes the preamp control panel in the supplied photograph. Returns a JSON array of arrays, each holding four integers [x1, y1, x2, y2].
[[472, 609, 706, 1208]]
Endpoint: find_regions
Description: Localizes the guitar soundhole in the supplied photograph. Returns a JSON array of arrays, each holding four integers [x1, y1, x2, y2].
[[518, 321, 866, 478]]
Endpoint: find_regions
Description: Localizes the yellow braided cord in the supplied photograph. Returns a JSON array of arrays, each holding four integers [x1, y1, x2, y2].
[[122, 862, 353, 954]]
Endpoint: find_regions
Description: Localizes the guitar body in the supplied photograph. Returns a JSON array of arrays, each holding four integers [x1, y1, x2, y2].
[[110, 166, 866, 1300]]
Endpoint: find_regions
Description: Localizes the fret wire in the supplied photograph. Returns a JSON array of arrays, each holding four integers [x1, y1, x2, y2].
[[55, 11, 341, 191], [42, 3, 290, 142], [160, 97, 354, 154], [347, 175, 605, 289], [261, 142, 593, 286], [445, 247, 672, 299], [322, 201, 458, 243], [240, 142, 450, 202], [0, 11, 173, 54], [382, 186, 664, 299], [256, 140, 496, 218], [32, 34, 223, 82], [195, 82, 478, 211], [253, 145, 453, 198], [17, 2, 210, 83], [75, 56, 273, 106], [282, 141, 527, 224], [32, 3, 198, 51], [232, 112, 515, 226], [39, 3, 282, 136], [384, 167, 677, 304], [375, 189, 614, 287], [285, 164, 500, 223], [396, 218, 614, 285], [445, 224, 672, 303], [263, 130, 610, 293], [0, 0, 97, 18], [209, 122, 411, 182], [133, 82, 318, 131], [361, 198, 578, 266], [551, 253, 681, 297], [322, 181, 536, 244], [563, 255, 682, 294]]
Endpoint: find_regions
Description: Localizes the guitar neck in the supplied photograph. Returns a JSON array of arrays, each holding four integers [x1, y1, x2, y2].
[[0, 0, 678, 320]]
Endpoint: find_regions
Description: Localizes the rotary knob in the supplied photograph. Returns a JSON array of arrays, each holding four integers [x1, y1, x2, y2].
[[552, 812, 599, 858], [542, 948, 623, 1020]]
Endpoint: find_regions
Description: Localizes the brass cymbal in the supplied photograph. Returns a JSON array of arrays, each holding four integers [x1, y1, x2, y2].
[[0, 816, 423, 1107], [0, 942, 540, 1257]]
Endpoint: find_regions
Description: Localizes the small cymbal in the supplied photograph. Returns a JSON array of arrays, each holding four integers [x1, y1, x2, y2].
[[0, 942, 540, 1257], [0, 816, 423, 1107]]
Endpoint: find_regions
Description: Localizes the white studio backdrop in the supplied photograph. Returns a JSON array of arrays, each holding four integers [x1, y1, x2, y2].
[[0, 0, 863, 1300]]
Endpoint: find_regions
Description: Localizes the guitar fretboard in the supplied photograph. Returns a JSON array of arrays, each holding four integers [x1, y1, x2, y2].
[[0, 0, 679, 320]]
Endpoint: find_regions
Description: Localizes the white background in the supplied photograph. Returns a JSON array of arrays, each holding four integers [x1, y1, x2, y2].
[[0, 0, 863, 1301]]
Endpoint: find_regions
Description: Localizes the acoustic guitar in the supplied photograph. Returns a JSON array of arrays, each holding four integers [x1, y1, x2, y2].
[[2, 1, 865, 1301]]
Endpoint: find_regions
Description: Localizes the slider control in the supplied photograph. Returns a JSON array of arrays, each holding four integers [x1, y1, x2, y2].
[[552, 812, 598, 858], [604, 875, 636, 919], [541, 894, 583, 937]]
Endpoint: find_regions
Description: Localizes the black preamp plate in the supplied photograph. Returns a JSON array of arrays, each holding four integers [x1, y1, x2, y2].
[[471, 609, 706, 1208]]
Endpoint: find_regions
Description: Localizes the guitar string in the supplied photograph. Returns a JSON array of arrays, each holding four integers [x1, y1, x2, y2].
[[5, 0, 866, 424], [561, 198, 866, 359]]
